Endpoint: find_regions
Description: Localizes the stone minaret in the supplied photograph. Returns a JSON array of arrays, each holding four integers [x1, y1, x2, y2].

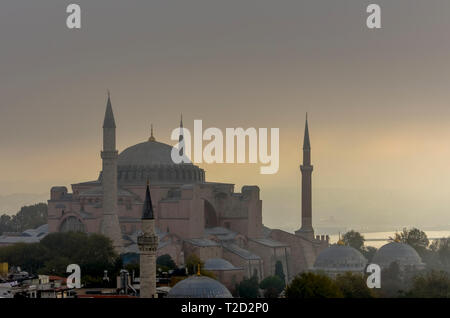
[[100, 93, 124, 253], [138, 182, 159, 298], [295, 114, 314, 240]]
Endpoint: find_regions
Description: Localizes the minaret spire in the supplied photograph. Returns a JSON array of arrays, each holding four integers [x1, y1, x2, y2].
[[302, 113, 311, 165], [101, 92, 124, 253], [138, 180, 159, 298], [142, 180, 154, 219], [295, 113, 314, 240], [103, 92, 116, 129], [303, 113, 310, 150]]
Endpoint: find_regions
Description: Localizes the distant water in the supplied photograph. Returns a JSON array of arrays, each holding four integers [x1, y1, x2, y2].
[[329, 230, 450, 249]]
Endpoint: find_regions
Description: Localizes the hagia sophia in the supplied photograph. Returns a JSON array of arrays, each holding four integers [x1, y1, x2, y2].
[[40, 95, 425, 297], [46, 95, 329, 288]]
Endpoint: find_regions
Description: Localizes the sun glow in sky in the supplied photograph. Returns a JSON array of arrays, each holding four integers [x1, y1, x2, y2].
[[1, 1, 450, 230]]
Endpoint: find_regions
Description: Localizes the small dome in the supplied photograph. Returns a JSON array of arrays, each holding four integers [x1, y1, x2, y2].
[[372, 242, 424, 270], [314, 245, 367, 273], [204, 258, 239, 271], [118, 140, 191, 166], [167, 276, 232, 298]]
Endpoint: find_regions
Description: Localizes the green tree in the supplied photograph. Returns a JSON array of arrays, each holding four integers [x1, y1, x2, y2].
[[38, 256, 72, 276], [342, 230, 365, 251], [0, 232, 119, 286], [0, 214, 13, 234], [185, 254, 203, 275], [184, 254, 215, 278], [379, 262, 405, 298], [406, 270, 450, 298], [259, 275, 285, 298], [39, 232, 118, 279], [285, 272, 343, 298], [237, 275, 259, 298], [430, 237, 450, 271], [361, 246, 377, 263], [157, 254, 177, 270], [0, 242, 49, 274], [335, 272, 375, 298], [389, 228, 429, 255], [0, 203, 47, 235], [274, 261, 286, 283]]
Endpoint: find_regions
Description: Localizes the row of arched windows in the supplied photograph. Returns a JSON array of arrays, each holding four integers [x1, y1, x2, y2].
[[117, 165, 205, 183]]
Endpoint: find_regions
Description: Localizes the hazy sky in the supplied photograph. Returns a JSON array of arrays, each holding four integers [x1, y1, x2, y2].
[[1, 1, 450, 231]]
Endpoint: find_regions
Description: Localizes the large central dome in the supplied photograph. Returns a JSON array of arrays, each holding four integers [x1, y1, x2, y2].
[[112, 140, 205, 185], [118, 140, 187, 166]]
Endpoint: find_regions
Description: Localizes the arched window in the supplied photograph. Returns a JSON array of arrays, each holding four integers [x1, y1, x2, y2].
[[60, 216, 86, 233], [204, 200, 218, 228]]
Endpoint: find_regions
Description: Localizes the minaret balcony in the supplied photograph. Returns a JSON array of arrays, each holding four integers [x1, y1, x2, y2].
[[101, 150, 118, 159], [138, 234, 159, 249], [300, 165, 313, 171]]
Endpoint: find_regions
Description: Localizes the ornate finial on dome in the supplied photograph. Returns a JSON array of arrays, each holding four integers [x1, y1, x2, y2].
[[149, 124, 156, 142]]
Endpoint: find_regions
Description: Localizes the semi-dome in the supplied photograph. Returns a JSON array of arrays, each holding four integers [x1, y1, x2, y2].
[[204, 258, 240, 271], [313, 245, 367, 273], [372, 242, 424, 270], [100, 139, 205, 184], [167, 275, 232, 298]]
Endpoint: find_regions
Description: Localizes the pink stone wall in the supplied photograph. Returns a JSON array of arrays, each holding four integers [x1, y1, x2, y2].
[[269, 229, 328, 280], [222, 249, 264, 281], [247, 241, 290, 280]]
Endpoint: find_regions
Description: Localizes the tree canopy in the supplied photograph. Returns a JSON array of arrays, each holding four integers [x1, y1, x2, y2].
[[285, 272, 343, 298], [157, 254, 177, 271], [259, 275, 285, 298], [184, 254, 215, 278], [237, 275, 260, 298], [389, 227, 429, 254], [0, 203, 47, 235], [429, 237, 450, 270], [342, 230, 365, 251], [406, 270, 450, 298], [335, 272, 375, 298], [0, 232, 120, 286]]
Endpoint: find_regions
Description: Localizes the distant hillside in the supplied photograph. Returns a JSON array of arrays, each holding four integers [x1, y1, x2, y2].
[[0, 193, 48, 215]]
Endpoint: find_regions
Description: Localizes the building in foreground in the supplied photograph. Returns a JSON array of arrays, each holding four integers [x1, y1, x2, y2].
[[372, 242, 425, 271], [313, 244, 368, 277], [167, 274, 232, 298]]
